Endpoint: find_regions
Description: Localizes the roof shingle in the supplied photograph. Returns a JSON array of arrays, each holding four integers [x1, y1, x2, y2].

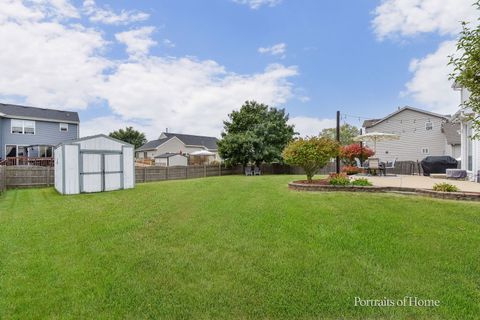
[[0, 103, 79, 123]]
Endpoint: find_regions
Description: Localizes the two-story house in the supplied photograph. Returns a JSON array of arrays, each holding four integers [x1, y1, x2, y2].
[[452, 85, 480, 181], [136, 132, 219, 162], [363, 106, 460, 162], [0, 103, 79, 160]]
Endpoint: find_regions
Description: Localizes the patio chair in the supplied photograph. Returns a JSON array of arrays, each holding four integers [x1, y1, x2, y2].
[[367, 158, 383, 176], [383, 158, 397, 175], [355, 158, 368, 170], [254, 166, 261, 176], [245, 167, 253, 176]]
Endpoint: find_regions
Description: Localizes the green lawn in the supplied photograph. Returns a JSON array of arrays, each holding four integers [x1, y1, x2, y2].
[[0, 175, 479, 319]]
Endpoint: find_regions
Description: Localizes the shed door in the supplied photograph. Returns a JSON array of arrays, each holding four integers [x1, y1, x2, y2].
[[80, 152, 123, 192]]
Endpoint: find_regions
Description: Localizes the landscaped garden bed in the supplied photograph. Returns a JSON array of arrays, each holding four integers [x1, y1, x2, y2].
[[289, 179, 480, 201]]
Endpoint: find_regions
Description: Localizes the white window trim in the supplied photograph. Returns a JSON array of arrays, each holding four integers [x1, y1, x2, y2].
[[10, 119, 36, 135], [5, 144, 29, 157], [59, 122, 68, 132]]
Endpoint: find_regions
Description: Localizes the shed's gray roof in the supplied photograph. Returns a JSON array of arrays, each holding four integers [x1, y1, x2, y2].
[[137, 132, 218, 151], [154, 153, 186, 158], [0, 103, 79, 123], [442, 122, 461, 145]]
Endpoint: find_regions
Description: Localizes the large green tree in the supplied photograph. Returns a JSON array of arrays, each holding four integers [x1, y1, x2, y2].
[[449, 1, 480, 138], [319, 124, 360, 145], [218, 101, 295, 166], [109, 127, 147, 149]]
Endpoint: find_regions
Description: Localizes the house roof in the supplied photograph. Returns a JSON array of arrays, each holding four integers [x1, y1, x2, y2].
[[154, 153, 187, 158], [163, 132, 218, 149], [0, 103, 80, 123], [362, 106, 449, 128], [137, 132, 218, 151], [442, 122, 461, 145]]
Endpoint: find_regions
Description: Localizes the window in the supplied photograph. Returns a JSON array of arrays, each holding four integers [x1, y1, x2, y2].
[[17, 146, 27, 157], [11, 119, 35, 134], [38, 146, 53, 158], [5, 145, 16, 157], [425, 121, 433, 131], [23, 121, 35, 134], [59, 123, 68, 132], [11, 120, 23, 134], [421, 147, 429, 154]]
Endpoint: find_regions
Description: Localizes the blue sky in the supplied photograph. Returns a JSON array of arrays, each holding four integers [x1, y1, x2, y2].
[[0, 0, 477, 138]]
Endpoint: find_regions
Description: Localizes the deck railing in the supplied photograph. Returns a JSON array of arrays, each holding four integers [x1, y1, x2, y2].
[[0, 157, 54, 167]]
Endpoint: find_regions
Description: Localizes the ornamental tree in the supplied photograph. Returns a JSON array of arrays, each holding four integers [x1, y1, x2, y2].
[[449, 2, 480, 138], [340, 143, 374, 166], [282, 137, 339, 182]]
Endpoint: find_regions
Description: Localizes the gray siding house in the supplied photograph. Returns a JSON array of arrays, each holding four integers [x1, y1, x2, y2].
[[0, 103, 79, 160], [363, 106, 460, 162]]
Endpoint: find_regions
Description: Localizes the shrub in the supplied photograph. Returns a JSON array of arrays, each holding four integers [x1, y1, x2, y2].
[[433, 183, 459, 192], [328, 173, 350, 186], [351, 178, 373, 186], [341, 165, 363, 175], [340, 144, 374, 166], [283, 137, 339, 182]]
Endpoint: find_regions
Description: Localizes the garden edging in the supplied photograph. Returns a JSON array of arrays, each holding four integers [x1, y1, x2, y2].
[[288, 182, 480, 201]]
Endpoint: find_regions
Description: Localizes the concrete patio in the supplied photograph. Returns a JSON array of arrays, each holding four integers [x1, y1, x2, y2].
[[364, 175, 480, 193]]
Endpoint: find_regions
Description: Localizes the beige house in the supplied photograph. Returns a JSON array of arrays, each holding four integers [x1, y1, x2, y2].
[[363, 107, 460, 162], [136, 132, 219, 162]]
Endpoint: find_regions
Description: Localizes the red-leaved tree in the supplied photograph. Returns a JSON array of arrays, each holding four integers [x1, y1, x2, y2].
[[340, 144, 374, 166]]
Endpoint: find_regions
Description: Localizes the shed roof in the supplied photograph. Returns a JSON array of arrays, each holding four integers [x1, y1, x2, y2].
[[56, 134, 134, 147], [0, 103, 79, 123]]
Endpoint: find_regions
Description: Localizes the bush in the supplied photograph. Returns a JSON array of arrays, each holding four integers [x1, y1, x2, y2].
[[433, 183, 460, 192], [341, 165, 363, 175], [351, 178, 373, 186], [283, 137, 339, 182], [340, 144, 374, 166], [328, 173, 350, 186]]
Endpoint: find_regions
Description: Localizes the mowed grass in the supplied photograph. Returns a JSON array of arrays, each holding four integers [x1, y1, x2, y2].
[[0, 175, 479, 319]]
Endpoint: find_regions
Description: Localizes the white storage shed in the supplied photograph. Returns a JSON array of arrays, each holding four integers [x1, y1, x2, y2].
[[55, 134, 135, 194], [154, 153, 188, 167]]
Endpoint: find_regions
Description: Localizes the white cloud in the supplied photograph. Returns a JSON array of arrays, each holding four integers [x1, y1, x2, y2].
[[0, 0, 300, 138], [289, 116, 336, 138], [233, 0, 282, 9], [372, 0, 478, 39], [83, 0, 149, 25], [163, 39, 175, 48], [404, 40, 458, 114], [0, 1, 109, 109], [258, 43, 286, 58], [80, 116, 158, 138], [99, 60, 298, 137], [115, 27, 157, 58]]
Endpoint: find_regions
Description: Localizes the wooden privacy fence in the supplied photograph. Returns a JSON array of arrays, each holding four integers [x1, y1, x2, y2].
[[2, 166, 54, 189], [0, 161, 424, 190]]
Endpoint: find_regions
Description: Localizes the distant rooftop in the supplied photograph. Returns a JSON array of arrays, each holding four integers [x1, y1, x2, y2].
[[137, 132, 218, 151]]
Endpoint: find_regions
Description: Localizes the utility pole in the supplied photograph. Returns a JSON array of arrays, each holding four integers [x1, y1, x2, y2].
[[359, 128, 363, 166], [336, 110, 340, 174]]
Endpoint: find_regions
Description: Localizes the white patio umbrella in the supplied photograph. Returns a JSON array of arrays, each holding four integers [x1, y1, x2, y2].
[[190, 150, 215, 156], [353, 132, 400, 153]]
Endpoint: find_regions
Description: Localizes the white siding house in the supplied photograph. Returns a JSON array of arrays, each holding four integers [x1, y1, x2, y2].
[[363, 107, 460, 162], [154, 153, 188, 166], [453, 86, 480, 181]]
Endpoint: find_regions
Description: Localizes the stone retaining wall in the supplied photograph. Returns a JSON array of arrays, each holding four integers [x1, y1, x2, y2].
[[288, 182, 480, 202]]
